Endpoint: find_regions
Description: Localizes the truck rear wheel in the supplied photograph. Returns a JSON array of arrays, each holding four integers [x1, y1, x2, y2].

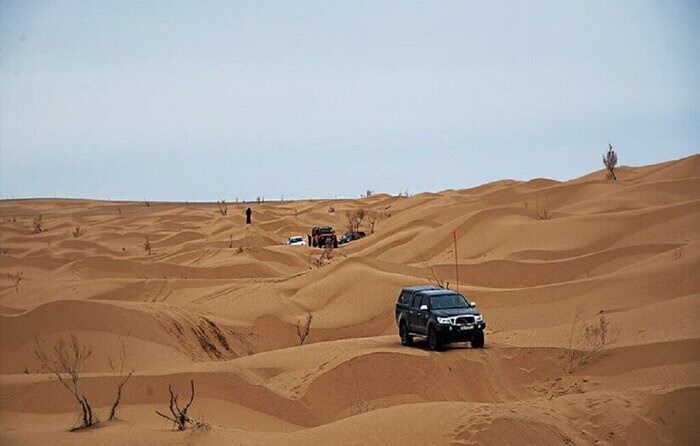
[[400, 321, 413, 346]]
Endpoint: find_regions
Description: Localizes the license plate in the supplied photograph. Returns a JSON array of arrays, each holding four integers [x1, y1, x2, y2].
[[460, 325, 473, 331]]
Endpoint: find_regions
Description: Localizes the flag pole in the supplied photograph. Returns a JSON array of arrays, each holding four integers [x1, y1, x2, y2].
[[453, 229, 459, 293]]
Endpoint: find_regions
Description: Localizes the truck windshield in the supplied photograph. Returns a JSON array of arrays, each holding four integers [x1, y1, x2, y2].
[[430, 294, 469, 309]]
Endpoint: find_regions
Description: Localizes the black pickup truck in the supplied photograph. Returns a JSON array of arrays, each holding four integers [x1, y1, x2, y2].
[[395, 286, 485, 350]]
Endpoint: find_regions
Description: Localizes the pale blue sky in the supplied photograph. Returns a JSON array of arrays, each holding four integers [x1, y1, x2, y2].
[[1, 1, 698, 201]]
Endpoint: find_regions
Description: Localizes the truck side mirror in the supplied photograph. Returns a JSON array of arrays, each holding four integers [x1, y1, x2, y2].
[[419, 304, 428, 311], [470, 301, 477, 307]]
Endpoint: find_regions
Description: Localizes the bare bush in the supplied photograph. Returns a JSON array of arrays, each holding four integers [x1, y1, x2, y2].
[[603, 144, 618, 180], [350, 392, 372, 416], [536, 196, 551, 220], [365, 210, 387, 234], [365, 190, 373, 198], [346, 209, 366, 233], [34, 335, 96, 430], [565, 310, 614, 372], [33, 215, 44, 233], [144, 201, 151, 207], [7, 271, 25, 294], [228, 234, 234, 249], [328, 205, 335, 213], [155, 380, 198, 430], [107, 334, 134, 421], [217, 200, 228, 216], [144, 237, 152, 255], [417, 252, 445, 288], [309, 245, 334, 268], [295, 312, 313, 345], [72, 226, 85, 238]]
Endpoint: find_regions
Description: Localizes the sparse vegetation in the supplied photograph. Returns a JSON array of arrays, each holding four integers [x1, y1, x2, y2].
[[144, 237, 152, 255], [7, 271, 25, 294], [228, 234, 234, 249], [34, 335, 96, 430], [107, 334, 134, 421], [33, 215, 44, 233], [346, 209, 366, 233], [218, 200, 228, 216], [565, 309, 615, 372], [144, 201, 151, 207], [350, 389, 373, 416], [603, 144, 618, 180], [72, 226, 85, 238], [295, 312, 313, 345], [328, 205, 335, 213], [155, 380, 200, 431], [365, 190, 374, 198]]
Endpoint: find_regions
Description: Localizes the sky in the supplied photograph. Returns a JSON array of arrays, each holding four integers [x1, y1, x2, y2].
[[1, 0, 698, 201]]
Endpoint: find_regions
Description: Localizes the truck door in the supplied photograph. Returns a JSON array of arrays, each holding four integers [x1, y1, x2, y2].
[[409, 294, 423, 333]]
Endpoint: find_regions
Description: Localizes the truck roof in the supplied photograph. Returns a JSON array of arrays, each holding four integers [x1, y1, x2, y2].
[[417, 289, 462, 297], [401, 285, 443, 293]]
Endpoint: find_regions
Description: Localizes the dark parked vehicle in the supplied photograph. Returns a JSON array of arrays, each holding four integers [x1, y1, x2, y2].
[[308, 226, 338, 248], [338, 231, 366, 245], [395, 286, 485, 350]]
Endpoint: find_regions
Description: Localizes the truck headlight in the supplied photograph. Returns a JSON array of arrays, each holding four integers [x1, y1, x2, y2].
[[475, 314, 483, 322], [436, 317, 452, 324]]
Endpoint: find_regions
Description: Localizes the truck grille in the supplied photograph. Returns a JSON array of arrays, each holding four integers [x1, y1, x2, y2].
[[455, 316, 475, 325]]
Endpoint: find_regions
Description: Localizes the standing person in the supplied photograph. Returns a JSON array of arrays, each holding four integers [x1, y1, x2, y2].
[[245, 207, 252, 224]]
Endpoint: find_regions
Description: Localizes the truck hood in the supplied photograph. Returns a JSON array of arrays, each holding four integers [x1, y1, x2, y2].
[[432, 308, 479, 317]]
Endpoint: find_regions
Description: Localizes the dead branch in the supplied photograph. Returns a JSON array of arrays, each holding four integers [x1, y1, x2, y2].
[[155, 380, 197, 430], [108, 333, 134, 421], [295, 312, 313, 345]]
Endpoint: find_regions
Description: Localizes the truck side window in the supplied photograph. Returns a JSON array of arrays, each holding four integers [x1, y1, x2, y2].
[[411, 295, 422, 309], [399, 291, 410, 304]]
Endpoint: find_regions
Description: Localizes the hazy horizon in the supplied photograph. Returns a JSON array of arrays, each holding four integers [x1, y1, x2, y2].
[[1, 1, 698, 201]]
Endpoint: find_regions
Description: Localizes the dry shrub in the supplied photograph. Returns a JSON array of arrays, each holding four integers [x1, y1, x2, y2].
[[218, 200, 228, 216], [107, 334, 134, 421], [72, 226, 85, 238], [603, 144, 618, 180], [7, 271, 25, 294], [155, 380, 199, 430], [33, 215, 44, 233], [565, 309, 616, 372], [346, 209, 366, 233], [228, 234, 234, 249], [144, 237, 152, 255], [34, 335, 96, 430], [536, 196, 551, 220], [328, 205, 335, 213], [144, 201, 151, 207], [310, 245, 334, 268], [295, 312, 313, 345]]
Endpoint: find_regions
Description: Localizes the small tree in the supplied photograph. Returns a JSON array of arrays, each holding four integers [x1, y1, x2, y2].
[[603, 144, 618, 180], [346, 209, 366, 233], [155, 380, 197, 430], [295, 312, 313, 345], [34, 335, 96, 430], [107, 334, 134, 421]]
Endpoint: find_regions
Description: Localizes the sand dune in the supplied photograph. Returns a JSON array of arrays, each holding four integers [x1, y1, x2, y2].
[[1, 155, 698, 445]]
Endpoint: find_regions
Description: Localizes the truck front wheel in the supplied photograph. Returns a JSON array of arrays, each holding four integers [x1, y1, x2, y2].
[[471, 330, 485, 348]]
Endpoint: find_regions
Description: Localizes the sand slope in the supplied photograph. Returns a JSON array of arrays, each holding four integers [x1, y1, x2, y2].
[[1, 155, 698, 445]]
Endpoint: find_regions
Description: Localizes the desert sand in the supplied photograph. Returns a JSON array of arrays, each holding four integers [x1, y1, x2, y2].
[[0, 155, 698, 445]]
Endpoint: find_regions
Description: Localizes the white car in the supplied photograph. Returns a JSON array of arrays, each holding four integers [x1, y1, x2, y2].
[[287, 236, 307, 246]]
